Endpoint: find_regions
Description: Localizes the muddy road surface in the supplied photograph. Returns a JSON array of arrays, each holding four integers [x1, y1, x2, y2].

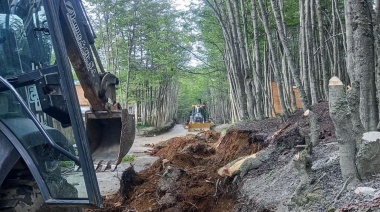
[[96, 124, 197, 196]]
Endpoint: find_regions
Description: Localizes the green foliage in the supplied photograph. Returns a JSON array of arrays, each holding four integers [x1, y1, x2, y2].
[[136, 124, 150, 130], [122, 154, 136, 163], [177, 68, 209, 120], [85, 0, 230, 124], [86, 0, 191, 100], [282, 0, 300, 27], [60, 161, 74, 168]]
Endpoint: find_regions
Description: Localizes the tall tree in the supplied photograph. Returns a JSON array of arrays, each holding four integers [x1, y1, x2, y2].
[[250, 0, 264, 120], [315, 0, 328, 100], [351, 0, 378, 131], [203, 0, 250, 121], [87, 0, 189, 127], [257, 0, 289, 118], [268, 0, 309, 110]]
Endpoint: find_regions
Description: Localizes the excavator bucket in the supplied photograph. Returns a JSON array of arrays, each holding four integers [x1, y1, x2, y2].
[[85, 109, 135, 171], [188, 122, 211, 132]]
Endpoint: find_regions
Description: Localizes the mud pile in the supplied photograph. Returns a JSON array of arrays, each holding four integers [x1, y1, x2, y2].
[[126, 131, 231, 212], [88, 102, 340, 211], [89, 124, 281, 211]]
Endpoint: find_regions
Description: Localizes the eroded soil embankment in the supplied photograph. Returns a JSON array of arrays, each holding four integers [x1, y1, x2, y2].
[[89, 125, 276, 211], [88, 102, 362, 212]]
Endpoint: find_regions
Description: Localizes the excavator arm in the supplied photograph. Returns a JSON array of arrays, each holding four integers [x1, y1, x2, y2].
[[0, 0, 108, 208], [60, 0, 106, 111], [57, 0, 135, 170]]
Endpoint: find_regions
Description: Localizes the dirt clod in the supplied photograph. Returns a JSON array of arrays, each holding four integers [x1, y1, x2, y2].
[[119, 166, 142, 198]]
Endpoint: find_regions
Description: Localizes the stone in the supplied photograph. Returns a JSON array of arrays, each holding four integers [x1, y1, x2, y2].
[[354, 187, 376, 196], [159, 193, 177, 207], [356, 132, 380, 180]]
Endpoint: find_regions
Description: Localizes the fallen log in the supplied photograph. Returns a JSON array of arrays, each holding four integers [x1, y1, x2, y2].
[[217, 146, 275, 178]]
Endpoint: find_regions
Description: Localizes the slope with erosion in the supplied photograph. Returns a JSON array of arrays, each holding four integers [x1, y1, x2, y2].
[[87, 102, 380, 211]]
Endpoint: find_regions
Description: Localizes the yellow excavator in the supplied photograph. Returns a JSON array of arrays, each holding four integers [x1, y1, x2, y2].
[[186, 99, 212, 131]]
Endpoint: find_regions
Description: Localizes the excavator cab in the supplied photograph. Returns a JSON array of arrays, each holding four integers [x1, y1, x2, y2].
[[0, 0, 102, 209], [0, 0, 133, 210]]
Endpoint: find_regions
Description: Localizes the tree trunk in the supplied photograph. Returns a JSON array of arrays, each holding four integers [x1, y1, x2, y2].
[[204, 0, 248, 121], [315, 0, 330, 100], [342, 0, 365, 138], [299, 0, 311, 105], [329, 77, 359, 182], [375, 0, 380, 129], [251, 0, 264, 120], [269, 0, 310, 110], [233, 0, 254, 120], [305, 0, 318, 104], [351, 0, 378, 131], [346, 83, 365, 144], [304, 110, 319, 147], [258, 0, 289, 118], [225, 0, 249, 120], [332, 0, 339, 77]]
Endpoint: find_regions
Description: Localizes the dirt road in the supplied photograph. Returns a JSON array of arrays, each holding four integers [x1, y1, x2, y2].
[[96, 124, 196, 196]]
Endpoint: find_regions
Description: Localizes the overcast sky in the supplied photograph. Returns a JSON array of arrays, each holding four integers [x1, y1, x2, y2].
[[174, 0, 195, 11]]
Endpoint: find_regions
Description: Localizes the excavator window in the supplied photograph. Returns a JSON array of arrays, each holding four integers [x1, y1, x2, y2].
[[0, 0, 101, 207], [0, 2, 55, 76]]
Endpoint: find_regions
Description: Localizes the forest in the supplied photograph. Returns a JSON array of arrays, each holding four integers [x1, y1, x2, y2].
[[80, 0, 380, 210], [85, 0, 379, 130], [85, 0, 380, 181]]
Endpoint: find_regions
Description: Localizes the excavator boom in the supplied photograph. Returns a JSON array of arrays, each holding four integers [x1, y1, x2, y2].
[[59, 0, 135, 170]]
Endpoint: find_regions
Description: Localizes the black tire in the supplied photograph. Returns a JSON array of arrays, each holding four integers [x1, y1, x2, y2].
[[0, 177, 44, 212], [0, 173, 83, 212]]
